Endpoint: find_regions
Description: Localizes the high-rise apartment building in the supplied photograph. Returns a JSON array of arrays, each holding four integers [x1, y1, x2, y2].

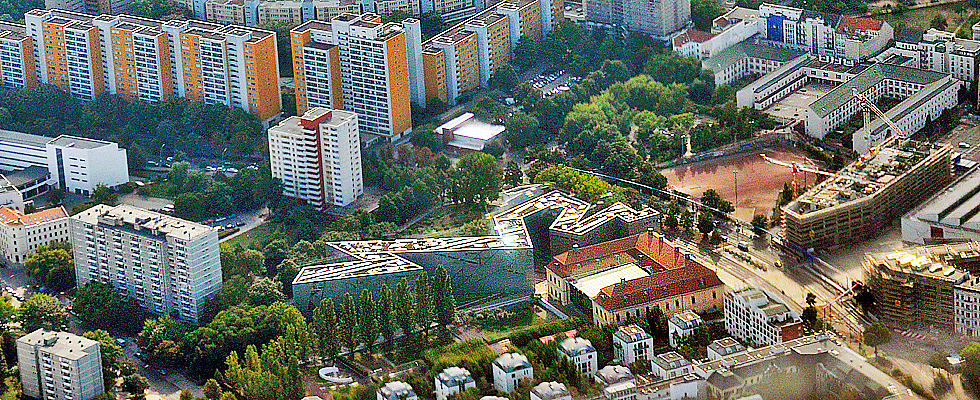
[[70, 204, 222, 323], [268, 108, 363, 208], [291, 13, 417, 140], [0, 21, 37, 90], [586, 0, 688, 37], [17, 329, 104, 400], [21, 9, 281, 124]]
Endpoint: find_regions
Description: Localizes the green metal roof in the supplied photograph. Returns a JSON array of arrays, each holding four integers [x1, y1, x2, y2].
[[702, 40, 806, 73], [809, 63, 948, 118]]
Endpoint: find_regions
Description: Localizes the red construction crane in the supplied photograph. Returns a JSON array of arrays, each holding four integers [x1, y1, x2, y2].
[[759, 154, 838, 197]]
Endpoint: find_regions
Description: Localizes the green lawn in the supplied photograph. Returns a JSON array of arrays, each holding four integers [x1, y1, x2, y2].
[[223, 221, 283, 249], [403, 205, 485, 238], [468, 306, 547, 341], [877, 3, 976, 32]]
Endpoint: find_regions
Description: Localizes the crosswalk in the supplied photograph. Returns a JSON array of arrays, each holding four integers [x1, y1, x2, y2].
[[895, 329, 928, 340]]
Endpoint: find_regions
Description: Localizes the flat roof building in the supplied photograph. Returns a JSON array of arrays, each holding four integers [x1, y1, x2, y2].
[[436, 112, 505, 151], [903, 166, 980, 245], [17, 329, 104, 400], [865, 247, 971, 329], [724, 287, 803, 347]]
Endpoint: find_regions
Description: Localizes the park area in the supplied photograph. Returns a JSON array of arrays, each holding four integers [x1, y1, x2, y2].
[[660, 146, 818, 221]]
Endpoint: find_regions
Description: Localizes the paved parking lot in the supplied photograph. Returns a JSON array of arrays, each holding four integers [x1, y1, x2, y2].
[[938, 120, 980, 162]]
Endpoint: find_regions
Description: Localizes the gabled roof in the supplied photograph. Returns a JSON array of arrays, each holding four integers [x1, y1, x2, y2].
[[673, 29, 715, 48], [836, 15, 883, 34], [594, 263, 724, 311], [547, 231, 696, 278], [0, 206, 68, 227]]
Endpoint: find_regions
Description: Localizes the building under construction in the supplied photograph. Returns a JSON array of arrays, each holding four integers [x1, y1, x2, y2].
[[781, 140, 952, 250], [863, 248, 970, 329]]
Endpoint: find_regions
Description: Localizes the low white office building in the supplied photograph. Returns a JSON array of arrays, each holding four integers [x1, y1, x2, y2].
[[613, 324, 654, 365], [493, 353, 533, 393], [46, 135, 129, 196], [0, 206, 68, 265], [378, 381, 418, 400], [530, 382, 571, 400], [434, 367, 476, 400], [17, 329, 104, 400], [667, 311, 702, 348], [436, 112, 505, 152], [558, 337, 597, 376]]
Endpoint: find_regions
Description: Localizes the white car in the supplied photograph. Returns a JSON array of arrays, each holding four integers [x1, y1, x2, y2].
[[960, 142, 971, 148]]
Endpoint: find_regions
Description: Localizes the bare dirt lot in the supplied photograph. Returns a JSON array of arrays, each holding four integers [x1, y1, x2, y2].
[[660, 146, 818, 221]]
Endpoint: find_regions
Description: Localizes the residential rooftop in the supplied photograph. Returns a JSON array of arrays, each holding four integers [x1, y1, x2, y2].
[[595, 365, 633, 385], [494, 353, 531, 373], [18, 329, 99, 360], [73, 204, 215, 241], [437, 367, 474, 387], [0, 206, 67, 227], [652, 351, 691, 373], [707, 337, 747, 358], [531, 382, 569, 400], [558, 337, 595, 357], [378, 381, 416, 400], [613, 324, 651, 343]]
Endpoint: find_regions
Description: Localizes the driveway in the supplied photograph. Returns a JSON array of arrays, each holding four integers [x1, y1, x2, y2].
[[117, 335, 204, 400], [218, 206, 268, 243]]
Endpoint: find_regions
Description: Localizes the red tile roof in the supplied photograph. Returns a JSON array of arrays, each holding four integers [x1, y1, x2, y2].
[[837, 16, 883, 34], [673, 29, 716, 48], [594, 263, 724, 311], [0, 206, 68, 226], [547, 231, 694, 278]]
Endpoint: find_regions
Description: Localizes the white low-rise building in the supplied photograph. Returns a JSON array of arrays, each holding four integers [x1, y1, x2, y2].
[[530, 382, 571, 400], [706, 338, 747, 361], [667, 311, 702, 348], [886, 28, 980, 88], [650, 352, 692, 381], [558, 337, 598, 376], [46, 135, 129, 196], [613, 324, 653, 365], [724, 287, 804, 347], [493, 353, 533, 393], [436, 113, 505, 152], [0, 206, 68, 265], [435, 367, 476, 400], [596, 365, 635, 400], [378, 382, 418, 400]]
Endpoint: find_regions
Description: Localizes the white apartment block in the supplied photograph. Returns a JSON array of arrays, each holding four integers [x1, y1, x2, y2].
[[70, 204, 222, 323], [17, 329, 104, 400], [612, 324, 653, 365], [558, 337, 597, 376], [530, 382, 571, 400], [0, 206, 69, 265], [434, 367, 476, 400], [291, 14, 420, 140], [492, 353, 533, 393], [758, 4, 892, 62], [595, 365, 635, 400], [956, 276, 980, 336], [0, 130, 129, 196], [268, 108, 363, 209], [650, 352, 692, 381], [667, 311, 702, 348], [724, 287, 804, 348]]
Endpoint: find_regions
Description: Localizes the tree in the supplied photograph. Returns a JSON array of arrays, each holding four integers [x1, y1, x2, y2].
[[377, 284, 395, 346], [506, 112, 541, 148], [122, 373, 150, 396], [511, 37, 538, 71], [83, 330, 122, 390], [696, 211, 714, 238], [395, 278, 415, 337], [931, 15, 948, 30], [432, 267, 456, 335], [91, 184, 118, 205], [504, 161, 524, 187], [691, 0, 727, 30], [312, 298, 338, 360], [663, 214, 678, 231], [415, 272, 433, 334], [488, 64, 519, 93], [204, 379, 222, 400], [24, 243, 74, 291], [929, 351, 953, 371], [339, 293, 359, 352], [451, 152, 503, 206], [359, 290, 378, 348], [751, 214, 768, 236], [962, 342, 980, 385], [126, 0, 187, 19], [863, 323, 891, 358], [805, 293, 817, 308], [246, 277, 286, 306], [19, 293, 69, 333], [47, 188, 65, 205], [74, 282, 122, 325]]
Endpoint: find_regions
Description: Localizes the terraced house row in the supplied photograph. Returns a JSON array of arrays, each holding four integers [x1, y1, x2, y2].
[[0, 9, 281, 124]]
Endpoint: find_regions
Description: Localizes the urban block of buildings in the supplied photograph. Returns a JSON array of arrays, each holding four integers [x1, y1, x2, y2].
[[198, 0, 361, 26], [544, 229, 725, 325], [723, 287, 803, 347], [70, 204, 222, 323], [781, 140, 951, 250], [291, 185, 657, 314], [0, 9, 281, 124], [864, 247, 969, 330], [492, 353, 533, 393], [0, 206, 69, 265], [268, 108, 363, 209], [880, 27, 980, 89], [17, 329, 104, 400]]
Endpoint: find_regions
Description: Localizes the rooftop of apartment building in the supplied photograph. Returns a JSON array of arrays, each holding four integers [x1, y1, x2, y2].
[[673, 29, 715, 47], [428, 25, 476, 46], [531, 382, 569, 400], [865, 248, 971, 283], [669, 310, 702, 329], [0, 20, 26, 40], [613, 324, 651, 343], [18, 329, 99, 360], [707, 337, 747, 358], [379, 382, 416, 400], [702, 39, 808, 73], [652, 351, 691, 372], [898, 27, 980, 53], [836, 15, 884, 40], [437, 367, 474, 387], [30, 8, 96, 29], [73, 204, 215, 241], [784, 140, 941, 215], [0, 206, 67, 227], [728, 287, 800, 324], [292, 19, 334, 34], [291, 258, 422, 285], [272, 108, 356, 135], [596, 365, 633, 385], [712, 6, 758, 32], [908, 166, 980, 230], [465, 7, 508, 26], [494, 353, 531, 372], [558, 337, 594, 356]]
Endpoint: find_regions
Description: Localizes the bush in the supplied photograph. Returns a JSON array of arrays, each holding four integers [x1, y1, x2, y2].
[[508, 318, 583, 347]]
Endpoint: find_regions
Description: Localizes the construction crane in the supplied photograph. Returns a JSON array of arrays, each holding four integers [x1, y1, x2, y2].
[[759, 89, 905, 196]]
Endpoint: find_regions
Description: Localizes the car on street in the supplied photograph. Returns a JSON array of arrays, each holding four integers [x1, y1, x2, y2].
[[960, 142, 971, 148], [115, 338, 126, 346]]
